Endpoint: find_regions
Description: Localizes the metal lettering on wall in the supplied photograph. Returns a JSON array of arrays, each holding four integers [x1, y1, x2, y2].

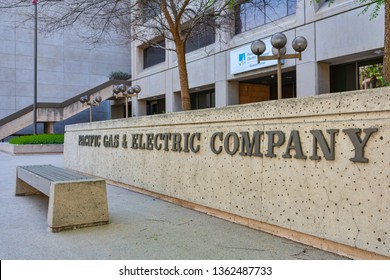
[[78, 128, 378, 163]]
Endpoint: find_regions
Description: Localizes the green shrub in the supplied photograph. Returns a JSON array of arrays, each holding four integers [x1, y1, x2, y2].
[[109, 71, 131, 80], [9, 134, 64, 145]]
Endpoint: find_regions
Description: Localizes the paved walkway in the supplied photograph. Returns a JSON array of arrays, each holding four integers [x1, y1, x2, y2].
[[0, 151, 348, 260]]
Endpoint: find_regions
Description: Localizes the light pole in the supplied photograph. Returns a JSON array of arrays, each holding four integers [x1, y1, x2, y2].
[[31, 0, 62, 134], [33, 0, 38, 134], [80, 96, 102, 122], [113, 84, 141, 118], [251, 32, 307, 100]]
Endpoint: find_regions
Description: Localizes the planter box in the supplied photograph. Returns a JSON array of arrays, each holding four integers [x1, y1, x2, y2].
[[0, 143, 63, 154]]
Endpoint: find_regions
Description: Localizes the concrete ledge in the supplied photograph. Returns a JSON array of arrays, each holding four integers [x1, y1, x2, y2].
[[0, 143, 63, 154]]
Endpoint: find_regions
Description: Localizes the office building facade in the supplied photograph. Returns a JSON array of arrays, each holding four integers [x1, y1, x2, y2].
[[127, 0, 385, 116]]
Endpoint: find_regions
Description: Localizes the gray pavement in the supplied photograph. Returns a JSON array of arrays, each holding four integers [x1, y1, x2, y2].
[[0, 151, 348, 260]]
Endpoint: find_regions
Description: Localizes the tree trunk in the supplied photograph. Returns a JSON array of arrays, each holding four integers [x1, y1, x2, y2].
[[176, 40, 192, 111], [384, 1, 390, 83]]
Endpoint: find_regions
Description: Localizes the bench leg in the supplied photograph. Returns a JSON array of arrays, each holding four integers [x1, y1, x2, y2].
[[15, 177, 43, 196], [47, 180, 109, 232]]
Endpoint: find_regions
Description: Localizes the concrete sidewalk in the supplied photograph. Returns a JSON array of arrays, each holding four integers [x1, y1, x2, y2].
[[0, 151, 347, 260]]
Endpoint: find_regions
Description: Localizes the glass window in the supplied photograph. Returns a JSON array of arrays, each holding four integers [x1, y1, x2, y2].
[[235, 1, 265, 34], [359, 60, 384, 89], [143, 40, 165, 69], [146, 98, 166, 115], [288, 0, 297, 15], [235, 0, 297, 34], [330, 58, 384, 93], [330, 63, 357, 93], [185, 22, 215, 53], [266, 1, 288, 23], [140, 0, 161, 22], [191, 89, 215, 110]]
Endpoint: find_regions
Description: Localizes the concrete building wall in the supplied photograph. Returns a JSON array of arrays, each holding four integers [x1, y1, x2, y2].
[[0, 7, 131, 123], [130, 0, 385, 114]]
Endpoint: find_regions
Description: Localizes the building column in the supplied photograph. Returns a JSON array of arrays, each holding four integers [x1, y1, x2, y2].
[[317, 62, 330, 94], [296, 62, 316, 98], [166, 91, 182, 112], [296, 61, 330, 97], [296, 22, 320, 98], [165, 69, 182, 113], [215, 80, 239, 107], [132, 99, 147, 117], [44, 122, 55, 134]]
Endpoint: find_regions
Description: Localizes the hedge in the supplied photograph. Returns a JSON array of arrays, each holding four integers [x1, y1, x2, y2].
[[9, 134, 64, 145]]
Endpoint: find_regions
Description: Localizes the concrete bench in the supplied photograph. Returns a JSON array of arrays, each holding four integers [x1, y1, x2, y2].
[[15, 165, 109, 232]]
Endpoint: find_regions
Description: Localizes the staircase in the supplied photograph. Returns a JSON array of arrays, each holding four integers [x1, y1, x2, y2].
[[0, 80, 129, 141]]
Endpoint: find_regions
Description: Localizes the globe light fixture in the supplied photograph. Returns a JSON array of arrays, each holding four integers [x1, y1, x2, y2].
[[250, 40, 266, 56], [79, 95, 102, 122], [251, 32, 307, 100], [113, 84, 142, 118], [270, 32, 287, 49], [292, 36, 308, 53]]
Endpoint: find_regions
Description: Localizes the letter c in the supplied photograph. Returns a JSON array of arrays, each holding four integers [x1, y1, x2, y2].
[[210, 132, 223, 154]]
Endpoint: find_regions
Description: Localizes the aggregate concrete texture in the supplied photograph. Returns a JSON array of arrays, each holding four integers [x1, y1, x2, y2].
[[0, 151, 347, 260]]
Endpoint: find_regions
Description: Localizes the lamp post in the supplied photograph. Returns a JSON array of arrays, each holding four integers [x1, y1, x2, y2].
[[31, 0, 62, 134], [113, 84, 141, 118], [33, 0, 38, 134], [251, 32, 307, 100], [79, 96, 102, 122]]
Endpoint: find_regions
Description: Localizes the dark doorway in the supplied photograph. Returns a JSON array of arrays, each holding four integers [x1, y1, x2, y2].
[[146, 98, 166, 115], [240, 70, 296, 101]]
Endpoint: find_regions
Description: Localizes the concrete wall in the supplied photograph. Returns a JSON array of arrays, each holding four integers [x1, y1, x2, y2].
[[64, 88, 390, 259]]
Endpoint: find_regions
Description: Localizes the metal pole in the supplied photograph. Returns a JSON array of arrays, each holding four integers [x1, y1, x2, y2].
[[89, 106, 92, 122], [277, 50, 282, 100], [33, 3, 38, 134], [251, 34, 307, 101], [125, 97, 129, 118]]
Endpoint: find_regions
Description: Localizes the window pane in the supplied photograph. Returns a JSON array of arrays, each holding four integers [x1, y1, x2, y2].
[[359, 63, 384, 89], [140, 0, 161, 22], [266, 0, 287, 23], [198, 92, 210, 109], [143, 41, 165, 69], [234, 4, 245, 34], [288, 0, 297, 15], [330, 63, 357, 93], [190, 94, 197, 110], [245, 1, 265, 30], [235, 0, 266, 34], [146, 98, 166, 115], [190, 89, 215, 110], [235, 0, 296, 34], [185, 21, 215, 53]]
